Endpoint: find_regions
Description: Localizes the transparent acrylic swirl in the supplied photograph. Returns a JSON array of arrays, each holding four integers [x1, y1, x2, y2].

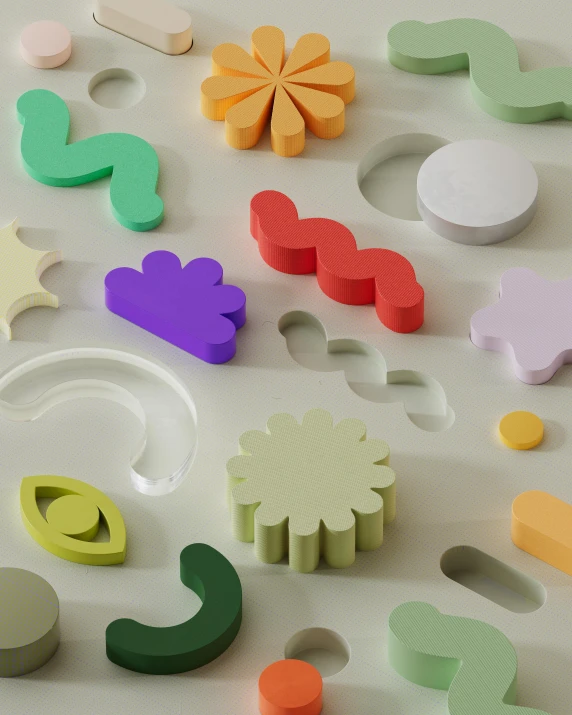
[[0, 347, 198, 495]]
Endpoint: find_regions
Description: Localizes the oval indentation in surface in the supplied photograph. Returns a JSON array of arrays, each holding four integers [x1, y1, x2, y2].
[[357, 133, 449, 220], [440, 545, 545, 613], [284, 628, 350, 678], [88, 68, 146, 109]]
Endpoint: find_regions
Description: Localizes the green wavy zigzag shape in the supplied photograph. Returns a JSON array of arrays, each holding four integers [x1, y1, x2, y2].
[[387, 19, 572, 123], [17, 89, 164, 231], [388, 602, 551, 715]]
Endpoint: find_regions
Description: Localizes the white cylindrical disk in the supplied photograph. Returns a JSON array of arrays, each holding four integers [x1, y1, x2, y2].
[[417, 139, 538, 245]]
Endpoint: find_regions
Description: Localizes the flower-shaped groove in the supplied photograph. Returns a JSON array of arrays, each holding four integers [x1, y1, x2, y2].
[[227, 409, 396, 573], [201, 26, 355, 157]]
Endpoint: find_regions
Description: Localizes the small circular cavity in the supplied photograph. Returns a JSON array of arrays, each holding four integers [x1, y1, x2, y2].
[[46, 494, 100, 540], [358, 134, 450, 220], [417, 139, 538, 245], [20, 20, 72, 69], [284, 627, 350, 678], [88, 68, 146, 109]]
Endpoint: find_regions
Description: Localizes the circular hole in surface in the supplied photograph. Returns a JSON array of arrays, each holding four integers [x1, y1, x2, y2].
[[357, 133, 450, 220], [284, 628, 350, 678], [88, 68, 146, 109]]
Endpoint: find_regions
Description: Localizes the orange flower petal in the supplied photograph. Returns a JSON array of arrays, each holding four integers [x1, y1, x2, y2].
[[286, 61, 355, 104], [212, 43, 272, 79], [271, 85, 306, 157], [224, 83, 276, 149], [283, 82, 345, 139], [281, 33, 330, 78], [251, 26, 285, 76], [201, 76, 273, 121]]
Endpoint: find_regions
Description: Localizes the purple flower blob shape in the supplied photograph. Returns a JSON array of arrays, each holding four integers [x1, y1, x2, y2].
[[470, 267, 572, 384], [105, 252, 246, 364]]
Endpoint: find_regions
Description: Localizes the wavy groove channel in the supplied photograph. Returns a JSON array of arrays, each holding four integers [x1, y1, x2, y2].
[[278, 311, 454, 432]]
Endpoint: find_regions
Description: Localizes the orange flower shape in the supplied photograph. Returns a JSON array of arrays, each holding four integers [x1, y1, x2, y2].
[[200, 26, 355, 157]]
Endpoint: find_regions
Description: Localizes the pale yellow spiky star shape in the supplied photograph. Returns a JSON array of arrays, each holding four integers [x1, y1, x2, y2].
[[0, 219, 61, 339]]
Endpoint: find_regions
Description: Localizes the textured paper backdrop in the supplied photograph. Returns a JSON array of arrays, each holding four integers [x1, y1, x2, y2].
[[1, 1, 571, 713]]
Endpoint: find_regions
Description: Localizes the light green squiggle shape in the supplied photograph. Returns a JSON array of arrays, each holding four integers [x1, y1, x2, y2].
[[388, 602, 551, 715], [17, 89, 164, 231], [387, 19, 572, 123]]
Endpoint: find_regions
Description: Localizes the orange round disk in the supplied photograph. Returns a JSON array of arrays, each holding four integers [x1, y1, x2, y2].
[[259, 659, 323, 715]]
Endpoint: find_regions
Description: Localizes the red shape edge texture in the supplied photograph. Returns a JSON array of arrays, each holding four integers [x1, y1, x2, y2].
[[250, 191, 424, 333]]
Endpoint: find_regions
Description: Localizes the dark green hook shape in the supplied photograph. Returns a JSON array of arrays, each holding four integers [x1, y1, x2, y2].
[[106, 543, 242, 674]]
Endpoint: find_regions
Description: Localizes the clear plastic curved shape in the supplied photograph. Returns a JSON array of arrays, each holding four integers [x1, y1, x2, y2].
[[0, 347, 198, 496]]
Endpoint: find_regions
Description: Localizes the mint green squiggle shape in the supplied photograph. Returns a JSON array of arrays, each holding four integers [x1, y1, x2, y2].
[[388, 602, 551, 715], [387, 19, 572, 123], [17, 89, 164, 231]]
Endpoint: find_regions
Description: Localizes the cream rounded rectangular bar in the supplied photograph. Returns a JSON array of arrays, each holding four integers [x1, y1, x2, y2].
[[94, 0, 192, 55]]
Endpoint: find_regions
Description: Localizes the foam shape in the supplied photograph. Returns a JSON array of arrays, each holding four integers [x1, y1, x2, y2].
[[201, 26, 355, 156], [470, 268, 572, 384], [20, 21, 72, 69], [499, 411, 543, 450], [387, 18, 572, 123], [47, 495, 100, 539], [17, 89, 163, 231], [251, 191, 424, 332], [279, 311, 454, 432], [227, 408, 396, 573], [0, 218, 61, 340], [105, 252, 246, 364], [0, 568, 59, 677], [259, 660, 323, 715], [0, 347, 198, 496], [417, 140, 538, 245], [106, 543, 242, 674], [20, 475, 127, 565], [94, 0, 192, 55], [512, 491, 572, 576], [388, 601, 550, 715]]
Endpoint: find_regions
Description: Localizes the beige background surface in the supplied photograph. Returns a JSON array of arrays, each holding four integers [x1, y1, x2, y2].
[[1, 1, 571, 713]]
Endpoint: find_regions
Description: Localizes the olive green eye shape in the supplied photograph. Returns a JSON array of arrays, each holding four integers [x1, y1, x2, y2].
[[20, 475, 126, 565]]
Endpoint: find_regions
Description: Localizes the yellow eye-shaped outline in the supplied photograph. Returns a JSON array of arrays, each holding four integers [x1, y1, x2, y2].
[[20, 475, 126, 565]]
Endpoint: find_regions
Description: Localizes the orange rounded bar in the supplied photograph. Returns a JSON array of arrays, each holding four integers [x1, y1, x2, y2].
[[259, 659, 322, 715], [512, 490, 572, 575]]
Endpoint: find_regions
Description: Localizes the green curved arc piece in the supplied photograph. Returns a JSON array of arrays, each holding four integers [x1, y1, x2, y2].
[[387, 19, 572, 123], [106, 543, 242, 674], [17, 89, 164, 231], [388, 601, 551, 714]]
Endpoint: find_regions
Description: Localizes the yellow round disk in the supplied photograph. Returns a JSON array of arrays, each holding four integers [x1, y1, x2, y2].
[[498, 411, 544, 450], [46, 495, 100, 541]]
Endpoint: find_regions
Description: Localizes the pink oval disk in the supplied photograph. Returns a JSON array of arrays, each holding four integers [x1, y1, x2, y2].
[[20, 21, 72, 69]]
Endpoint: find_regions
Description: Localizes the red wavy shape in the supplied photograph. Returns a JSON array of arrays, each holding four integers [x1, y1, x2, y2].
[[250, 190, 424, 333]]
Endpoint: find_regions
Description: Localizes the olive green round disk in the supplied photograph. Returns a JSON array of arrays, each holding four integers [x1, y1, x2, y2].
[[0, 568, 60, 676]]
